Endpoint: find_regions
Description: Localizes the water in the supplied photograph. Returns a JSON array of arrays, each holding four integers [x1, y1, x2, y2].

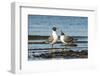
[[28, 36, 88, 60], [28, 15, 88, 36], [28, 36, 87, 51]]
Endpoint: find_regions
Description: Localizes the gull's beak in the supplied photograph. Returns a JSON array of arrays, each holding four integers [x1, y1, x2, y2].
[[56, 27, 59, 32], [56, 27, 58, 30], [56, 27, 60, 30]]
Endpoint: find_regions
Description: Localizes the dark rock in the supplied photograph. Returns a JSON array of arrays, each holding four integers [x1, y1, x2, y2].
[[68, 44, 77, 46], [40, 53, 52, 58]]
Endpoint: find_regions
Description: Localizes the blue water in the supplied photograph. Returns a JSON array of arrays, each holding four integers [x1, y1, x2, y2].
[[28, 36, 88, 60], [28, 37, 88, 52], [28, 15, 88, 36]]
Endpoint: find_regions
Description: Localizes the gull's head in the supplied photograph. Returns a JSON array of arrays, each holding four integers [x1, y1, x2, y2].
[[52, 27, 57, 31], [61, 31, 65, 35]]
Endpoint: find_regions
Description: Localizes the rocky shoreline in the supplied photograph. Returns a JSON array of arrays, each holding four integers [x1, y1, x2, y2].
[[28, 50, 88, 60]]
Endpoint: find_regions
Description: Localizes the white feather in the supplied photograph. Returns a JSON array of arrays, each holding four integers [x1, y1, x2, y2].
[[51, 31, 58, 44], [60, 35, 67, 44]]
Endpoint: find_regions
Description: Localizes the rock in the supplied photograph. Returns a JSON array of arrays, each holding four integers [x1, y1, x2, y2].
[[67, 43, 77, 46]]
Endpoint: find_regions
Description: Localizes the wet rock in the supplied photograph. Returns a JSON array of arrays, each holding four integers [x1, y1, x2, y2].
[[30, 49, 88, 59]]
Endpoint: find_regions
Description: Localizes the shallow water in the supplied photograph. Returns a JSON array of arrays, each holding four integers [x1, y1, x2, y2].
[[28, 37, 87, 50], [28, 36, 88, 60]]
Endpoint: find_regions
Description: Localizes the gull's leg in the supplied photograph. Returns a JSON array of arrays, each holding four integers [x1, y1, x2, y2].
[[65, 44, 67, 50], [52, 44, 53, 48], [51, 44, 55, 58]]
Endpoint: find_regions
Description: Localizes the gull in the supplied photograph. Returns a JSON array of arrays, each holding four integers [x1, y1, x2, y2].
[[47, 27, 58, 48], [60, 31, 77, 46]]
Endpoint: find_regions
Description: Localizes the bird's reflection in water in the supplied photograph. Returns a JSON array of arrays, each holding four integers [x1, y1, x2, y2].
[[50, 48, 56, 58], [61, 43, 77, 50]]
